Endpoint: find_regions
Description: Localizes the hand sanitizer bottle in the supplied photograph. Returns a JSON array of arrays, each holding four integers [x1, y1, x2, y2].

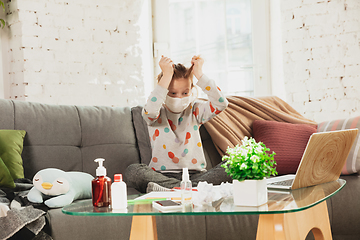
[[181, 168, 193, 212], [92, 158, 112, 207], [111, 174, 127, 210]]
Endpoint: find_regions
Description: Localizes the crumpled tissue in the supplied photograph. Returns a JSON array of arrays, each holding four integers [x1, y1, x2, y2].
[[0, 203, 10, 217], [192, 181, 233, 207]]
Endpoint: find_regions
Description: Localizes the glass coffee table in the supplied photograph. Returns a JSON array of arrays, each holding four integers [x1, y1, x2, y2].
[[63, 179, 345, 240]]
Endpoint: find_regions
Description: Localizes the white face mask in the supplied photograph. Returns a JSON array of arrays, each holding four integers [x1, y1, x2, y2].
[[165, 95, 192, 113]]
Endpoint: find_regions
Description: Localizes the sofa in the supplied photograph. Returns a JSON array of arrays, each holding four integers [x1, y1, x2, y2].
[[0, 97, 359, 240]]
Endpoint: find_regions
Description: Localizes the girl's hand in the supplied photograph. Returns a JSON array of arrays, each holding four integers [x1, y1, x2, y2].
[[159, 56, 174, 78], [191, 55, 204, 80]]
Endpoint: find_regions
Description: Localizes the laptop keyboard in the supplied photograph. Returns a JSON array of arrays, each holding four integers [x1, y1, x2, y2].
[[268, 179, 294, 186]]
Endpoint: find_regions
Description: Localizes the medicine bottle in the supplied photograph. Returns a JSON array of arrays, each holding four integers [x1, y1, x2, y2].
[[111, 174, 127, 209], [92, 158, 112, 207]]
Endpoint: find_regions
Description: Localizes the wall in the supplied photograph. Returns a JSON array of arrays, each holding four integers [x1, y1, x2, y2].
[[0, 5, 10, 100], [270, 0, 286, 101], [281, 0, 360, 122], [1, 0, 151, 107], [2, 0, 359, 117]]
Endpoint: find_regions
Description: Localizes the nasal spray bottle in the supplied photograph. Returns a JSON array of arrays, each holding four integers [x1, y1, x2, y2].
[[92, 158, 112, 207], [181, 168, 193, 212]]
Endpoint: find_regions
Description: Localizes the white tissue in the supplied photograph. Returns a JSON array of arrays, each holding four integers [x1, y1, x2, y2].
[[0, 203, 10, 217], [218, 182, 233, 198], [192, 181, 233, 207]]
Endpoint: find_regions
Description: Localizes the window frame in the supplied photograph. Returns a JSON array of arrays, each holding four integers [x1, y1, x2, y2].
[[151, 0, 271, 97]]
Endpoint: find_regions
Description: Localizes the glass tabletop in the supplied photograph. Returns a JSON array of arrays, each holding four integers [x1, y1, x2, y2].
[[62, 179, 345, 216]]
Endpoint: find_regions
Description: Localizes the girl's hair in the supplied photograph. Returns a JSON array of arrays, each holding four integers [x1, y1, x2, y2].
[[157, 63, 194, 88]]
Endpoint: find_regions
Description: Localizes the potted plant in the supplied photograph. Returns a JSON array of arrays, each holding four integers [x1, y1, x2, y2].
[[221, 136, 277, 206]]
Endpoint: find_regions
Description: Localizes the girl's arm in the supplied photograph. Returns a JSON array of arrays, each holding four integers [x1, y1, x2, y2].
[[157, 56, 174, 89], [193, 75, 228, 124], [142, 85, 168, 125], [191, 56, 228, 124], [142, 56, 173, 125]]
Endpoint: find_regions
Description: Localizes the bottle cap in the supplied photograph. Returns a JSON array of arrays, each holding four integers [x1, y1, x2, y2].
[[114, 174, 123, 182], [182, 168, 190, 182], [94, 158, 106, 176]]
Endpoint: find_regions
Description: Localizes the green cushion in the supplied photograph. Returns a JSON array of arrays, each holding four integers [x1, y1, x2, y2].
[[0, 130, 26, 188]]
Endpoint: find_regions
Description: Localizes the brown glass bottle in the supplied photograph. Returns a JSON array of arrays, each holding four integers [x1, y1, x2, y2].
[[92, 175, 111, 207]]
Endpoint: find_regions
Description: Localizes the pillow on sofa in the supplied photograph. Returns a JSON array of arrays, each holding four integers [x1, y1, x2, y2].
[[317, 116, 360, 175], [131, 106, 152, 165], [0, 130, 26, 188], [252, 120, 317, 175]]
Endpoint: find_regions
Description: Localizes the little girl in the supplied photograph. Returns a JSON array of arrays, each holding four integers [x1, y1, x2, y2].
[[125, 55, 231, 193]]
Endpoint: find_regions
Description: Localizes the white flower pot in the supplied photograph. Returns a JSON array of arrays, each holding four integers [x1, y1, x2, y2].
[[234, 204, 268, 212], [233, 178, 268, 206]]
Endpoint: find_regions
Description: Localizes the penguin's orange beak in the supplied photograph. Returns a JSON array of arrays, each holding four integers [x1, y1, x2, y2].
[[42, 182, 53, 190]]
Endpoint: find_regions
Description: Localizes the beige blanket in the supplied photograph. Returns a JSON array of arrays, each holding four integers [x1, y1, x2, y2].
[[203, 96, 317, 156]]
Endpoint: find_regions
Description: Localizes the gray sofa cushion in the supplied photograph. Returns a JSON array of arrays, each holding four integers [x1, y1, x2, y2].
[[156, 215, 206, 240], [77, 106, 140, 178], [330, 174, 360, 237], [9, 101, 82, 178], [48, 208, 133, 240], [15, 101, 81, 147], [131, 106, 152, 165], [22, 146, 82, 179]]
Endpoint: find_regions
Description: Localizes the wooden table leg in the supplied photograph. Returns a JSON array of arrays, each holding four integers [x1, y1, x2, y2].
[[256, 201, 332, 240], [130, 203, 158, 240], [129, 215, 158, 240]]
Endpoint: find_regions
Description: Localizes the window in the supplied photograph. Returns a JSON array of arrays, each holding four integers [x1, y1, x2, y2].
[[152, 0, 271, 97]]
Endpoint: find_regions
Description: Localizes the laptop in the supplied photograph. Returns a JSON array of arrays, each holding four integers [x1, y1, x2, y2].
[[267, 128, 358, 190]]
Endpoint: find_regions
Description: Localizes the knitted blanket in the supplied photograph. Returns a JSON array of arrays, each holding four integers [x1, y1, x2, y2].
[[0, 179, 52, 240], [203, 96, 317, 156]]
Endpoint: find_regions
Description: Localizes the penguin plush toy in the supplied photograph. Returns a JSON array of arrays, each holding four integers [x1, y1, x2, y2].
[[27, 168, 94, 208]]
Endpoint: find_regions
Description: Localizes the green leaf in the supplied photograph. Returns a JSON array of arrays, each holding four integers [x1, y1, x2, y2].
[[221, 137, 278, 180], [0, 1, 4, 12], [0, 1, 5, 29]]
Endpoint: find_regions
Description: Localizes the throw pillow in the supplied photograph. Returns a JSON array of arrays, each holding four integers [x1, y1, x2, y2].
[[131, 106, 152, 165], [317, 116, 360, 175], [0, 130, 26, 188], [252, 120, 317, 175]]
